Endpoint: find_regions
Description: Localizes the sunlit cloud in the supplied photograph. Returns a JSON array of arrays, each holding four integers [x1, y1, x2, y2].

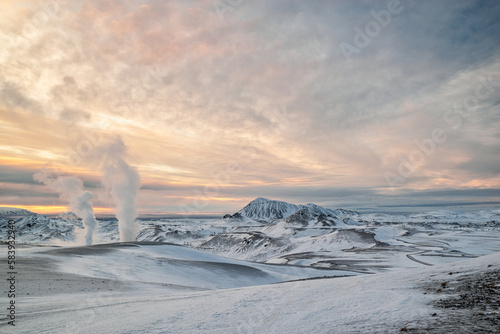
[[1, 0, 499, 214]]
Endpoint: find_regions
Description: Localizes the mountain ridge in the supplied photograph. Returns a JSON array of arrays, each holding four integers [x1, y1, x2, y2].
[[0, 207, 35, 216], [223, 197, 354, 222]]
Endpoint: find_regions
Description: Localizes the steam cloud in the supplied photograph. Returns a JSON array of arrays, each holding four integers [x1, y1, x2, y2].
[[33, 172, 97, 245], [100, 137, 141, 242]]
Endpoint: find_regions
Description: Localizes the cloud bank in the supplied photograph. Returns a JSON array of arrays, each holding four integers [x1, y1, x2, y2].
[[1, 0, 499, 213]]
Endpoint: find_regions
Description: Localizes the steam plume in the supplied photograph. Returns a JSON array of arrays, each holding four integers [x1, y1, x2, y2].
[[33, 172, 97, 245], [100, 137, 141, 242]]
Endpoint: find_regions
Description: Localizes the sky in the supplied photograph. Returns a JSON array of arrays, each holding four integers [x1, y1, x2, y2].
[[1, 0, 500, 216]]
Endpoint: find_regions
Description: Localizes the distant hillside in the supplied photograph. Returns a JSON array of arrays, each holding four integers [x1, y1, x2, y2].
[[0, 207, 35, 216], [223, 197, 358, 222]]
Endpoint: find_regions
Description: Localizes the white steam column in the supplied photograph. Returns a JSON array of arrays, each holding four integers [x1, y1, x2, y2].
[[100, 137, 141, 242], [33, 172, 98, 245]]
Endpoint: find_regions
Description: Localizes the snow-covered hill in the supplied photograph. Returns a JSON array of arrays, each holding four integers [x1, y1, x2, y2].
[[222, 197, 359, 224], [267, 204, 342, 236], [0, 206, 34, 216], [197, 200, 500, 269], [3, 202, 500, 274], [44, 242, 360, 290], [10, 245, 500, 333], [360, 208, 500, 226], [0, 212, 79, 244], [224, 197, 302, 221]]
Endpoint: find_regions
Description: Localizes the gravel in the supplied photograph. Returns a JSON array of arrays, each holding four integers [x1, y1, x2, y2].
[[403, 267, 500, 333]]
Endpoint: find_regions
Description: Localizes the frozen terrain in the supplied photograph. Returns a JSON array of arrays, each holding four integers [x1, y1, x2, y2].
[[0, 243, 498, 333], [2, 198, 500, 274], [1, 199, 499, 332], [41, 242, 360, 290]]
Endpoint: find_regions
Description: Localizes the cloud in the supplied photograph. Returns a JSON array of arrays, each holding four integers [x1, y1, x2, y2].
[[59, 108, 91, 123], [1, 0, 500, 213], [0, 165, 40, 185], [0, 183, 58, 199]]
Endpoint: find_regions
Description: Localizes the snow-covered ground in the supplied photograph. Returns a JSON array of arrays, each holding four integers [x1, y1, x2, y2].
[[2, 200, 500, 273], [2, 244, 499, 333], [43, 243, 360, 290], [1, 201, 499, 332]]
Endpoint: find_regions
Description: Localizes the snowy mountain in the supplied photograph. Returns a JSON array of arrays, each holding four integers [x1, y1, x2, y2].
[[331, 208, 360, 217], [197, 230, 291, 262], [262, 204, 342, 238], [223, 197, 352, 223], [3, 201, 500, 274], [0, 206, 35, 216], [4, 203, 500, 333], [285, 204, 338, 226], [199, 200, 371, 262], [0, 212, 81, 244], [225, 197, 302, 221]]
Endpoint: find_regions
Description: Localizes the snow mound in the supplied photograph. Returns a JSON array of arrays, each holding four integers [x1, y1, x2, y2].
[[44, 242, 359, 290]]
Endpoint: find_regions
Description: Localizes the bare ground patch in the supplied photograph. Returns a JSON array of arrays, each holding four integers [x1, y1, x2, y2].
[[403, 267, 500, 333]]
